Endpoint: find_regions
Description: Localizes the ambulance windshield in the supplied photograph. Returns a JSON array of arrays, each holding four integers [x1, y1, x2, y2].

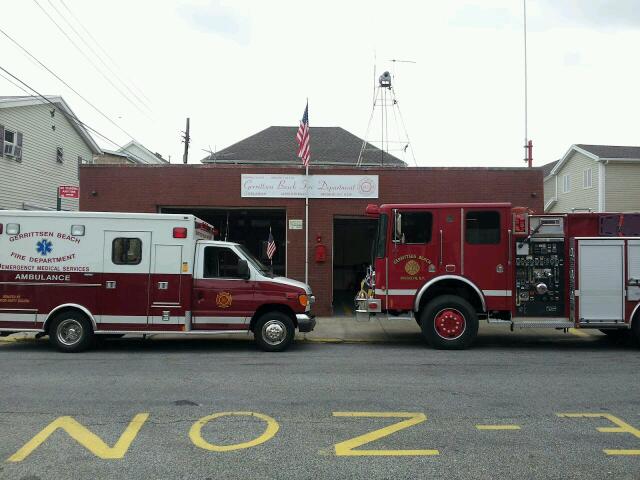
[[237, 244, 273, 277]]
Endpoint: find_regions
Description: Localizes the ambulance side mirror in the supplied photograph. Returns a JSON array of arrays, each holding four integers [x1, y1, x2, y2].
[[237, 259, 250, 280]]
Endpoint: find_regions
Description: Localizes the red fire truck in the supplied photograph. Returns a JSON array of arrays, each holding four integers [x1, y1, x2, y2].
[[356, 203, 640, 349], [0, 211, 315, 352]]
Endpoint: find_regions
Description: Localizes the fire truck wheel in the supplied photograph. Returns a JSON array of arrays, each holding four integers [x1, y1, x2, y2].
[[254, 312, 295, 352], [49, 311, 94, 353], [420, 295, 479, 350]]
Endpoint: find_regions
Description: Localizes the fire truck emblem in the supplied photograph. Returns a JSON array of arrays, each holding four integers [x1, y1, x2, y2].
[[216, 291, 233, 309], [36, 239, 53, 256], [404, 260, 420, 276]]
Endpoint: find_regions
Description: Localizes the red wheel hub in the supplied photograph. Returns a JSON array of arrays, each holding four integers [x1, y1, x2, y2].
[[434, 308, 466, 340]]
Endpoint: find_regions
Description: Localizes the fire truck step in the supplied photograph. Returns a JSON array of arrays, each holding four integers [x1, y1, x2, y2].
[[511, 320, 575, 329]]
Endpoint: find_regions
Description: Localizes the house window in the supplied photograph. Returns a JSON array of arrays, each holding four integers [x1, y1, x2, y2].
[[562, 174, 571, 193], [3, 129, 16, 157], [56, 146, 63, 163], [583, 168, 592, 189]]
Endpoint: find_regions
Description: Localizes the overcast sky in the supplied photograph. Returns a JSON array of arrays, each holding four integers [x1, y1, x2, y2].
[[2, 0, 640, 167]]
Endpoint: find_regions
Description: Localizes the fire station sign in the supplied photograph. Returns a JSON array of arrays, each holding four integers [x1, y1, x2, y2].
[[241, 174, 379, 199]]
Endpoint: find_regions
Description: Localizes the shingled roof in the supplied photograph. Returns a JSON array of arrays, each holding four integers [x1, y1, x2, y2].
[[540, 159, 558, 178], [201, 126, 407, 166], [575, 144, 640, 159]]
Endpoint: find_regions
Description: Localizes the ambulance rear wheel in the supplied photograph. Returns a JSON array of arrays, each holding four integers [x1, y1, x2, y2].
[[420, 295, 478, 350], [49, 311, 94, 353], [254, 312, 295, 352]]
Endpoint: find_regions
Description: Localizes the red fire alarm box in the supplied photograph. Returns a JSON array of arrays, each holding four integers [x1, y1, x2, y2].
[[315, 244, 326, 262], [314, 235, 326, 262]]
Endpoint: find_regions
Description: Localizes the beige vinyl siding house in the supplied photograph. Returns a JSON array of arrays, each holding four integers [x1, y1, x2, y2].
[[0, 96, 100, 211], [605, 163, 640, 212], [543, 144, 640, 213]]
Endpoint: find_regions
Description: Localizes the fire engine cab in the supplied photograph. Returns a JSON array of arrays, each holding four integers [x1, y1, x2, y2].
[[356, 203, 640, 349], [0, 211, 315, 352]]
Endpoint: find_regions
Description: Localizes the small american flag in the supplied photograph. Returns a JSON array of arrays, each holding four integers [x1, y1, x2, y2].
[[296, 102, 310, 167], [266, 230, 276, 260]]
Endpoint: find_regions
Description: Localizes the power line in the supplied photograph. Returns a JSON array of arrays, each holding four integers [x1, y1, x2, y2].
[[0, 26, 139, 142], [32, 0, 151, 118], [58, 0, 151, 104], [0, 64, 150, 164], [46, 0, 152, 113]]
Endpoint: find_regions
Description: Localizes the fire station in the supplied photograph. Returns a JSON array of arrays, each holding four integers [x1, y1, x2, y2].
[[79, 126, 543, 315]]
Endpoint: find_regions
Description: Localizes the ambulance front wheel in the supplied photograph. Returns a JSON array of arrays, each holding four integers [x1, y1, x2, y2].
[[49, 311, 94, 353], [420, 295, 479, 350], [254, 312, 295, 352]]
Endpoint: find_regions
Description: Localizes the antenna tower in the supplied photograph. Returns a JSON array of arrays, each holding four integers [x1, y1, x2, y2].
[[357, 68, 417, 167]]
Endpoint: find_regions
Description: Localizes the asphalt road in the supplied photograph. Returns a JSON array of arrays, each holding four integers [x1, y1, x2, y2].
[[0, 328, 639, 480]]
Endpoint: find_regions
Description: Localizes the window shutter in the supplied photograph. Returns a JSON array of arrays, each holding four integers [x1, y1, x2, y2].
[[0, 125, 4, 158], [15, 131, 23, 161]]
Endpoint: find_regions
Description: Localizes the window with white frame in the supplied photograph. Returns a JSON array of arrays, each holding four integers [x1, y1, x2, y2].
[[3, 129, 16, 156], [583, 168, 592, 188], [562, 174, 571, 193]]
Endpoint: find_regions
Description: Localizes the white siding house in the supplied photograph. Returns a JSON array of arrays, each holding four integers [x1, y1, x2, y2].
[[543, 144, 640, 213], [0, 96, 101, 211]]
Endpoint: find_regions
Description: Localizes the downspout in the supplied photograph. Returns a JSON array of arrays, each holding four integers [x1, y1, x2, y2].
[[598, 160, 606, 212]]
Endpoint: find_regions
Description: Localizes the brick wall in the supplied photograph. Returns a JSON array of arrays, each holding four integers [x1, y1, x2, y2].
[[80, 165, 543, 314]]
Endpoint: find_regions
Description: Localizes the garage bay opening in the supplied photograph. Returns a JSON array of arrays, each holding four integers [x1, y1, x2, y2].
[[333, 217, 377, 315], [160, 207, 287, 276]]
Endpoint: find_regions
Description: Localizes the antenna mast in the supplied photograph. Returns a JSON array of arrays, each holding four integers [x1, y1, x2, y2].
[[357, 65, 417, 167]]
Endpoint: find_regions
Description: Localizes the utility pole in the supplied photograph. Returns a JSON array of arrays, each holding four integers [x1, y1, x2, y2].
[[182, 117, 190, 164]]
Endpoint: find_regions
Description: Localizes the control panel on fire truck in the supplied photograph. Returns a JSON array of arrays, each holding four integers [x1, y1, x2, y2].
[[515, 216, 565, 317]]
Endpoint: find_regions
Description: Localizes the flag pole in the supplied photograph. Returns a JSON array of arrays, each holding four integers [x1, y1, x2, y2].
[[305, 162, 309, 284]]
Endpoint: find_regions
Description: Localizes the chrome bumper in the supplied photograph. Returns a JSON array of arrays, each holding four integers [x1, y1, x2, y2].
[[296, 313, 316, 332]]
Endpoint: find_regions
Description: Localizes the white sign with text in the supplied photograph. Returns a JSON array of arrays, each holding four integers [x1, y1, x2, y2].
[[241, 174, 379, 199]]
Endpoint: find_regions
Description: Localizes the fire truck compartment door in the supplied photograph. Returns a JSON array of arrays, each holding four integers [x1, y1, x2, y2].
[[578, 239, 624, 322], [101, 231, 152, 326]]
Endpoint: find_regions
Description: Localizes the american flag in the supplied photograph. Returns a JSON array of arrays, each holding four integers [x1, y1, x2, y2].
[[296, 102, 310, 167], [266, 230, 276, 260]]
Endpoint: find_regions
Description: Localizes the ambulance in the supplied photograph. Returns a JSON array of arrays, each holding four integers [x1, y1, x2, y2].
[[0, 211, 315, 352]]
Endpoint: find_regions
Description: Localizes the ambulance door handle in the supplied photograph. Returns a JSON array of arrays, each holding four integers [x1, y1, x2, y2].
[[439, 229, 443, 266], [105, 281, 117, 289]]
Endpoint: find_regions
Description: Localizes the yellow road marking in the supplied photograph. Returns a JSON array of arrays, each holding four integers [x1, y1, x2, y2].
[[7, 413, 149, 462], [332, 412, 439, 456], [557, 413, 640, 455], [475, 425, 521, 430], [568, 328, 589, 337], [189, 412, 279, 452]]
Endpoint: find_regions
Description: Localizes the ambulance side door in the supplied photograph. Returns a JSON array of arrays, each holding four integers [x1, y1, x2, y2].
[[100, 231, 152, 329], [191, 245, 254, 330]]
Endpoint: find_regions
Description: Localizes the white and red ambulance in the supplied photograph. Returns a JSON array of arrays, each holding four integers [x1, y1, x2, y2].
[[0, 211, 315, 352]]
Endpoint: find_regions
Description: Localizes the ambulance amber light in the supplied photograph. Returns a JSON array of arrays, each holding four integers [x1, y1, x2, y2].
[[173, 227, 188, 239], [298, 294, 309, 307]]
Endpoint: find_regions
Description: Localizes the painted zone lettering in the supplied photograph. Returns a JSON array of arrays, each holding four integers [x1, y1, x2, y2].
[[189, 412, 279, 452], [557, 413, 640, 455], [7, 414, 149, 462], [332, 412, 439, 456]]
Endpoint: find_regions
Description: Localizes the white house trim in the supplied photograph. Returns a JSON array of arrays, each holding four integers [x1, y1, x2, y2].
[[598, 161, 606, 212]]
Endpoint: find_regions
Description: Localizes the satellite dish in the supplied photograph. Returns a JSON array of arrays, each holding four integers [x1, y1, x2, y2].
[[379, 71, 392, 88]]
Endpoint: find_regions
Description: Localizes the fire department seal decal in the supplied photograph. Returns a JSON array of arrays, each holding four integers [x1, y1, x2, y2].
[[404, 259, 420, 276], [216, 291, 233, 309]]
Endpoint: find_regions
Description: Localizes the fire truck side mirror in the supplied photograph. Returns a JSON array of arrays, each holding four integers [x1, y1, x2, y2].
[[393, 210, 403, 243], [237, 259, 250, 279]]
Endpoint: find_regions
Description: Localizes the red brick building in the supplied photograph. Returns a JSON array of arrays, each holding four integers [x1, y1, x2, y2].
[[80, 163, 543, 315]]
